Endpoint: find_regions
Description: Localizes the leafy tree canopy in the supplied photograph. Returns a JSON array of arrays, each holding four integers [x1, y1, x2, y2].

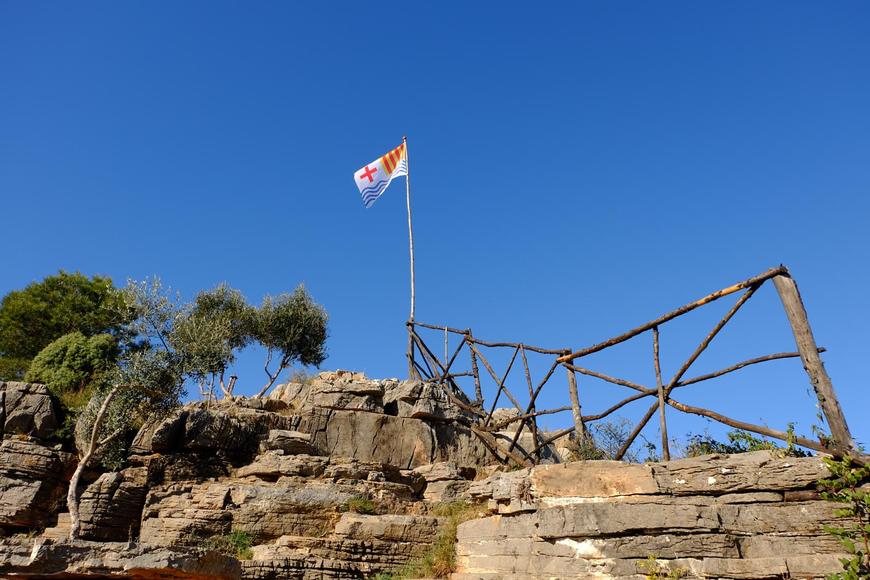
[[24, 331, 119, 407], [254, 285, 328, 397], [0, 271, 127, 379]]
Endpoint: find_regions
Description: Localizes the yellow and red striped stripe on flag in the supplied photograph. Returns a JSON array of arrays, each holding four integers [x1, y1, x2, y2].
[[380, 143, 406, 175]]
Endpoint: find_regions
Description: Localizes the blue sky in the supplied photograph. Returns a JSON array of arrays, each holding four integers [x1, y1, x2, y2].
[[2, 2, 868, 453]]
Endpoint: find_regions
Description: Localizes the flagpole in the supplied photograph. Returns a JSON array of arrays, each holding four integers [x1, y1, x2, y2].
[[404, 136, 418, 380]]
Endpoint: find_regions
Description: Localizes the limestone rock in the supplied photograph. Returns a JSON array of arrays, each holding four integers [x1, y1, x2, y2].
[[0, 438, 74, 529], [259, 429, 315, 455], [0, 538, 241, 579], [383, 380, 474, 422], [1, 382, 59, 439], [236, 452, 328, 480], [413, 461, 473, 502], [78, 466, 149, 541]]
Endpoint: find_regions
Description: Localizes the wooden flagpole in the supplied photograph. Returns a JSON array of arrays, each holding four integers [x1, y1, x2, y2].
[[404, 136, 418, 379]]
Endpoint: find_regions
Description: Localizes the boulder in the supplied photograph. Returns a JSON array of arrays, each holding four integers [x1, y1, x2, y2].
[[78, 466, 149, 541], [383, 380, 476, 422], [413, 462, 474, 502], [1, 382, 59, 439], [259, 429, 315, 455], [0, 538, 241, 579], [0, 438, 74, 529]]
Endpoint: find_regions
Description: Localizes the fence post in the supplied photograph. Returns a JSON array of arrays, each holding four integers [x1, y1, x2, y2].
[[565, 352, 586, 442], [407, 323, 420, 381], [653, 326, 670, 461], [467, 330, 483, 406], [772, 274, 854, 451]]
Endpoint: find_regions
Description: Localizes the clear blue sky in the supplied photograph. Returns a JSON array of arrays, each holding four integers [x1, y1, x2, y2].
[[2, 2, 868, 453]]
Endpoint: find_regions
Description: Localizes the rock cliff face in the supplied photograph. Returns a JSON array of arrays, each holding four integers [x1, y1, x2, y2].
[[455, 453, 849, 579], [0, 373, 855, 579], [0, 373, 493, 579]]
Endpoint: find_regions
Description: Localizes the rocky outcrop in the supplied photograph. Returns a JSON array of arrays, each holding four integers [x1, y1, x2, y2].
[[78, 466, 149, 541], [0, 438, 74, 529], [1, 381, 60, 439], [454, 451, 848, 579], [0, 538, 241, 579]]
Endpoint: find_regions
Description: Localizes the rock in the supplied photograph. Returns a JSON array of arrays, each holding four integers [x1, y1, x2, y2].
[[305, 378, 384, 412], [454, 453, 850, 580], [236, 453, 328, 480], [131, 403, 296, 456], [650, 450, 830, 494], [413, 462, 473, 502], [1, 382, 59, 439], [259, 429, 315, 455], [0, 438, 74, 529], [383, 380, 475, 422], [0, 538, 241, 579], [268, 381, 311, 407], [332, 512, 441, 542], [78, 467, 149, 541], [296, 408, 494, 469]]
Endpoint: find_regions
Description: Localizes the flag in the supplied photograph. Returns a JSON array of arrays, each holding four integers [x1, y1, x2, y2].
[[354, 142, 407, 208]]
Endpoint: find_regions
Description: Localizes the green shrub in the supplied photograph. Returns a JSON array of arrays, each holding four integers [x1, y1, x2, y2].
[[819, 456, 870, 579], [345, 497, 377, 515], [391, 501, 485, 578], [684, 427, 810, 458], [203, 530, 254, 560], [638, 555, 687, 579], [25, 331, 119, 441]]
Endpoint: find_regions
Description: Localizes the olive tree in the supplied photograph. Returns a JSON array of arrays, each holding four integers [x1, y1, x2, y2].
[[170, 284, 254, 400], [253, 286, 328, 398], [67, 278, 185, 540]]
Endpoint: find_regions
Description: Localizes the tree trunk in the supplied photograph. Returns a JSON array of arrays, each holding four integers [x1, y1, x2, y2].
[[67, 384, 121, 541]]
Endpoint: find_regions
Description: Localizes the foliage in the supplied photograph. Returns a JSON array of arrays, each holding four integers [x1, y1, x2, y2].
[[253, 285, 328, 397], [638, 555, 688, 579], [25, 332, 119, 402], [0, 271, 128, 379], [170, 284, 254, 398], [202, 530, 254, 560], [25, 331, 120, 441], [565, 417, 658, 463], [683, 426, 810, 458], [819, 456, 870, 579], [390, 501, 485, 579], [345, 497, 377, 515]]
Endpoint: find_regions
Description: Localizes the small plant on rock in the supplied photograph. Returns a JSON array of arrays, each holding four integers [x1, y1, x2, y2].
[[345, 497, 377, 515], [819, 456, 870, 579], [638, 555, 688, 580], [203, 530, 254, 560]]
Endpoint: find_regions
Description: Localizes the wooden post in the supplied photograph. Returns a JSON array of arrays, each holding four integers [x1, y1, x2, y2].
[[404, 136, 417, 380], [565, 353, 586, 441], [653, 327, 670, 461], [772, 273, 854, 450]]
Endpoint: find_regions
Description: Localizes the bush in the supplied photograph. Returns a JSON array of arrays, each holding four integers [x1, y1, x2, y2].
[[683, 427, 810, 458], [0, 271, 128, 379], [345, 497, 377, 515], [395, 501, 486, 578], [25, 332, 119, 440], [819, 456, 870, 578], [202, 530, 254, 560]]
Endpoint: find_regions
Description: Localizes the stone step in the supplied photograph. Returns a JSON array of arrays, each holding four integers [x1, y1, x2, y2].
[[41, 512, 70, 541]]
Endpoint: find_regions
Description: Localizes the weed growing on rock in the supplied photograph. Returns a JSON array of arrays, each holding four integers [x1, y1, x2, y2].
[[345, 497, 377, 515], [819, 456, 870, 579], [202, 530, 254, 560], [638, 555, 687, 579], [391, 501, 486, 578]]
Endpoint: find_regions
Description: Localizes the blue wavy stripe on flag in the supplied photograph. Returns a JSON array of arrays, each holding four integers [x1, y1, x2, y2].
[[360, 178, 390, 197]]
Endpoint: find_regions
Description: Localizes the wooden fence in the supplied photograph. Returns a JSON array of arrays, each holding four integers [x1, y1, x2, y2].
[[406, 265, 856, 466]]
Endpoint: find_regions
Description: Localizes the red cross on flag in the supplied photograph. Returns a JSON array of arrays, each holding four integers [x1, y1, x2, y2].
[[354, 142, 408, 208]]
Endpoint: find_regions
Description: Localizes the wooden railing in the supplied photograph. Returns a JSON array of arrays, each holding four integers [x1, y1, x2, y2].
[[406, 265, 856, 466]]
